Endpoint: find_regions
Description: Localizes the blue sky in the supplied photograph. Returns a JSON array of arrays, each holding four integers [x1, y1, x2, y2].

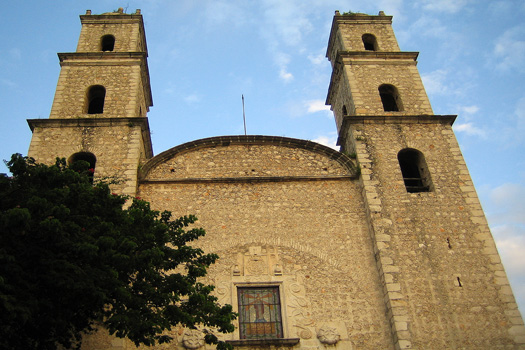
[[1, 1, 524, 313]]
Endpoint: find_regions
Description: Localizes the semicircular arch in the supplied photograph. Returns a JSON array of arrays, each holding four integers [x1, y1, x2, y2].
[[139, 135, 357, 181]]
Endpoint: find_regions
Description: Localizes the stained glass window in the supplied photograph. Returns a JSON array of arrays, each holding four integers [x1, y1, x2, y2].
[[238, 286, 283, 339]]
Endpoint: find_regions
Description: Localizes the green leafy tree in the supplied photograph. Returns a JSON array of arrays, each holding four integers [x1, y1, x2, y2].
[[0, 154, 235, 349]]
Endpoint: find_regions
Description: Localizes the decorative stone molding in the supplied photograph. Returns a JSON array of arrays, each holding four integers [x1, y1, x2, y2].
[[182, 329, 205, 349], [317, 325, 340, 345]]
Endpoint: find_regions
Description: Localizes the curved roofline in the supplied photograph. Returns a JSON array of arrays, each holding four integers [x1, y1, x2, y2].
[[139, 135, 357, 180]]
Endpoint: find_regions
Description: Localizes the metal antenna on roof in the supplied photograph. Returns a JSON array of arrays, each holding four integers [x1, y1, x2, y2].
[[242, 94, 247, 135]]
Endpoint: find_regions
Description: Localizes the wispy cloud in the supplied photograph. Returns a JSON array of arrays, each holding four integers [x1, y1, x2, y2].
[[274, 52, 293, 82], [421, 69, 452, 95], [489, 183, 525, 225], [312, 133, 338, 150], [453, 122, 486, 137], [204, 1, 247, 27], [459, 105, 479, 115], [419, 0, 472, 13], [485, 183, 525, 311], [1, 79, 17, 88], [305, 99, 330, 114], [308, 52, 325, 65], [492, 25, 525, 73], [184, 94, 201, 104]]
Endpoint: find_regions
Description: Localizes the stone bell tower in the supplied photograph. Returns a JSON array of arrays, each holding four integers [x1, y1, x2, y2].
[[27, 8, 153, 197], [326, 11, 524, 349]]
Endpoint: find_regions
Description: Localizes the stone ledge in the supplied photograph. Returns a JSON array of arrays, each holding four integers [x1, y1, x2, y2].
[[336, 115, 456, 146], [141, 174, 354, 184], [27, 117, 153, 158], [226, 338, 300, 347]]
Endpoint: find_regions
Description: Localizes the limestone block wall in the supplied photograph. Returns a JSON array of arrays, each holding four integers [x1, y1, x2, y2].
[[27, 121, 146, 197], [349, 119, 525, 349], [136, 141, 395, 349], [145, 144, 349, 180], [49, 63, 144, 119], [344, 63, 433, 116], [77, 21, 144, 53], [335, 19, 399, 52]]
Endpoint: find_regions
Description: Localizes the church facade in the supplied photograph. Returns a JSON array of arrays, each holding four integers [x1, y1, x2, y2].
[[27, 9, 525, 350]]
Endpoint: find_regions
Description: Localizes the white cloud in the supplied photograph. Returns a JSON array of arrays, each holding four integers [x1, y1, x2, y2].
[[409, 16, 449, 38], [453, 123, 486, 137], [486, 183, 525, 312], [274, 52, 294, 82], [204, 1, 246, 27], [460, 105, 479, 115], [420, 0, 471, 13], [488, 183, 525, 225], [493, 25, 525, 73], [492, 223, 525, 313], [184, 94, 201, 104], [305, 100, 330, 114], [260, 0, 314, 47], [312, 134, 338, 150], [515, 96, 525, 132], [279, 68, 294, 82], [308, 52, 325, 65], [421, 69, 450, 95], [378, 0, 405, 21]]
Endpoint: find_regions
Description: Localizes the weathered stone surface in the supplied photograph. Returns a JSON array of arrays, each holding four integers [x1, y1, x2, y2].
[[25, 10, 524, 350]]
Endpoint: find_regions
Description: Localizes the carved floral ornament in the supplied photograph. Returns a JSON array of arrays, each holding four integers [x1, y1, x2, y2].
[[182, 329, 205, 349], [317, 325, 340, 345]]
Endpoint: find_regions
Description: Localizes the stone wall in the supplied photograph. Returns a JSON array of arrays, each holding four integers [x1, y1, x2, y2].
[[77, 18, 145, 53], [348, 118, 525, 349], [49, 63, 144, 119], [136, 140, 395, 349], [27, 120, 147, 197]]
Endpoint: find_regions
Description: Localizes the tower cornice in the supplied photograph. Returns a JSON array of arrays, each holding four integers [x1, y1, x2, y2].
[[336, 114, 457, 146]]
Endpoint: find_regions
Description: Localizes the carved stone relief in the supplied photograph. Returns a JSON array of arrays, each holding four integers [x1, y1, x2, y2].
[[182, 329, 205, 349], [317, 325, 340, 345]]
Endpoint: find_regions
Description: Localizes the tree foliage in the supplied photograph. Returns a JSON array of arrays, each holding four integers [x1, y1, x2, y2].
[[0, 154, 235, 349]]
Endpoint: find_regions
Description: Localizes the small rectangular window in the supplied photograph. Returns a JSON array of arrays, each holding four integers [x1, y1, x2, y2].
[[238, 286, 283, 340]]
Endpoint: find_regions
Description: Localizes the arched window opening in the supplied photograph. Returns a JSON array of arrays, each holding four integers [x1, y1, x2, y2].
[[86, 85, 106, 114], [362, 34, 378, 51], [69, 152, 97, 182], [101, 35, 115, 52], [379, 84, 403, 112], [398, 148, 432, 193]]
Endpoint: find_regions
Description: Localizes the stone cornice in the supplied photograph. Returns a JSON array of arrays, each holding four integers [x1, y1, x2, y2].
[[58, 52, 147, 61], [337, 114, 457, 146], [27, 117, 153, 158], [141, 174, 354, 185], [338, 50, 419, 61]]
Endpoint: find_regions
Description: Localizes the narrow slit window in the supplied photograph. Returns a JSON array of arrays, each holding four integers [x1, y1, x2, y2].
[[398, 148, 432, 193], [101, 35, 115, 51], [238, 286, 283, 340], [379, 84, 403, 112], [362, 33, 378, 51], [86, 85, 106, 114]]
